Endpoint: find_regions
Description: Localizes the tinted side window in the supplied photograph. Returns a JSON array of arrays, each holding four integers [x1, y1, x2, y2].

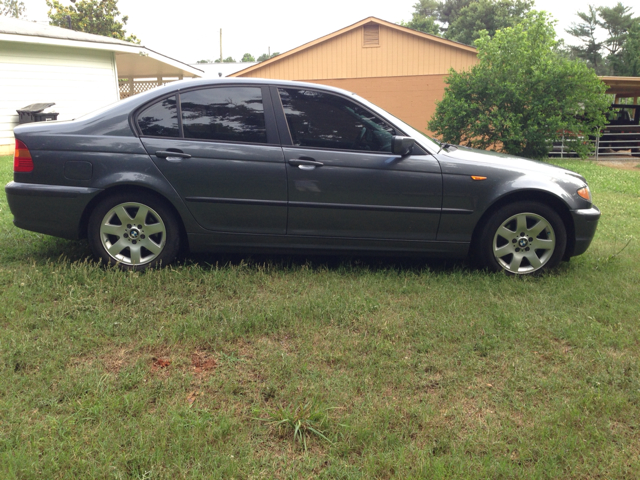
[[137, 96, 179, 137], [278, 88, 396, 152], [181, 87, 267, 143]]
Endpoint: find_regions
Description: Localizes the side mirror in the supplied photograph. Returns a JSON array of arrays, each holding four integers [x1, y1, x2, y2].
[[392, 136, 415, 156]]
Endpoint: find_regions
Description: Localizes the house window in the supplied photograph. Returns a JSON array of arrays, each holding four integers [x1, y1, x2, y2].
[[363, 24, 379, 47]]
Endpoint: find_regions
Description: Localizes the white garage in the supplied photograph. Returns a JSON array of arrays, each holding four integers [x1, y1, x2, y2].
[[0, 17, 202, 155]]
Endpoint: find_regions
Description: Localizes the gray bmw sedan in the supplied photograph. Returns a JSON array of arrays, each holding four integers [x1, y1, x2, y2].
[[5, 79, 600, 274]]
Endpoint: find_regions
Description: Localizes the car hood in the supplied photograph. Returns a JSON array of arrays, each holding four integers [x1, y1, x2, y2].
[[437, 145, 585, 181]]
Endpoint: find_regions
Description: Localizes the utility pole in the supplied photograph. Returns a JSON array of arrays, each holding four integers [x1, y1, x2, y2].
[[220, 29, 223, 63]]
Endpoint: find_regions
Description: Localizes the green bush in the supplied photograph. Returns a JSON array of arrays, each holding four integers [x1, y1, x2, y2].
[[429, 11, 611, 159]]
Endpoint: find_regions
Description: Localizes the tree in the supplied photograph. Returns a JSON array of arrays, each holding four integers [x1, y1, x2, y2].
[[399, 13, 441, 35], [438, 0, 472, 26], [412, 0, 441, 18], [257, 52, 280, 62], [214, 56, 236, 63], [241, 53, 255, 62], [566, 3, 639, 76], [565, 5, 604, 73], [401, 0, 473, 33], [196, 59, 214, 64], [428, 12, 610, 159], [398, 0, 533, 45], [598, 2, 637, 57], [399, 0, 442, 35], [612, 22, 640, 76], [46, 0, 140, 43], [445, 0, 533, 45], [1, 0, 25, 18]]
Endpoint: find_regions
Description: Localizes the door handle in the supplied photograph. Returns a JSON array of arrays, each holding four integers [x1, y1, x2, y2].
[[156, 150, 192, 161], [288, 158, 323, 169]]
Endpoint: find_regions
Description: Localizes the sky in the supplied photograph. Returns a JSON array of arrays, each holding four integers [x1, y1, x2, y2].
[[17, 0, 638, 65]]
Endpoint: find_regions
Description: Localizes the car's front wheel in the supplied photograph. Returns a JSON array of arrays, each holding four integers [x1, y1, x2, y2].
[[88, 192, 180, 270], [477, 201, 567, 275]]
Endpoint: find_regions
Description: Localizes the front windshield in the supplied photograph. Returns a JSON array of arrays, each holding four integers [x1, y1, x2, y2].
[[350, 93, 441, 153]]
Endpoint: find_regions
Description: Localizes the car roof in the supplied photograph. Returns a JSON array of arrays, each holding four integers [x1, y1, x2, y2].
[[152, 77, 357, 98], [109, 77, 362, 115]]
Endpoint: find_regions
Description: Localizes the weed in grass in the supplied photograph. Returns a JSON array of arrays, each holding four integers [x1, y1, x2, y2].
[[254, 401, 337, 452], [593, 235, 634, 267]]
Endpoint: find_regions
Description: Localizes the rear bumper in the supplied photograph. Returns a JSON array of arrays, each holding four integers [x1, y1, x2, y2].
[[5, 181, 101, 240], [570, 206, 601, 257]]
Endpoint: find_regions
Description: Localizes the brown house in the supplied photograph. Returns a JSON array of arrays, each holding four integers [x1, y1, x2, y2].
[[231, 17, 478, 134]]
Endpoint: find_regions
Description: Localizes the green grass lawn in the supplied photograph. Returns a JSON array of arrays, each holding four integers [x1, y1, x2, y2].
[[1, 155, 639, 479]]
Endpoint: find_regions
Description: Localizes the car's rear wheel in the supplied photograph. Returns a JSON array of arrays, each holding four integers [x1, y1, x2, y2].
[[477, 201, 567, 275], [88, 192, 180, 270]]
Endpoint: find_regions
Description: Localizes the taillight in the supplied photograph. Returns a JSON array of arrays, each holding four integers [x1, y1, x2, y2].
[[14, 139, 33, 173]]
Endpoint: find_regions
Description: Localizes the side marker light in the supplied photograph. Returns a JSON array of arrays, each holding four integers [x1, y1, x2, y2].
[[577, 187, 591, 202]]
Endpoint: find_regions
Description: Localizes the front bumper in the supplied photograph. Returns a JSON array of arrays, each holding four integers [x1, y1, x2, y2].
[[5, 181, 101, 240], [570, 206, 601, 257]]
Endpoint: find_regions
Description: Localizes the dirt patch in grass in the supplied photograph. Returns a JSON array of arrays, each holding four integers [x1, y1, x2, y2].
[[99, 347, 138, 373], [151, 356, 172, 373], [150, 349, 220, 380], [190, 350, 217, 377], [594, 160, 640, 170], [70, 344, 221, 380]]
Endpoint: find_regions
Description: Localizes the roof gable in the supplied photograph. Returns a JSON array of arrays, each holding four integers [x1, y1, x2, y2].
[[232, 16, 477, 79]]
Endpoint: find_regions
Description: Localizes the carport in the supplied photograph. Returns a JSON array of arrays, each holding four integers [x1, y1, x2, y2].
[[600, 76, 640, 103], [115, 48, 203, 99], [597, 76, 640, 159], [552, 77, 640, 159]]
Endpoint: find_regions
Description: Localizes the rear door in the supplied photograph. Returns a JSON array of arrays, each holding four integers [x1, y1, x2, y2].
[[138, 85, 287, 235], [275, 87, 442, 240]]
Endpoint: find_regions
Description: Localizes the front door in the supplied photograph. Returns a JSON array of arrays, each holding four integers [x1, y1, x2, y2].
[[277, 87, 442, 240]]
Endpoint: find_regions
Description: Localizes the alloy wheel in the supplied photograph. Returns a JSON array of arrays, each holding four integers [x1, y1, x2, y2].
[[492, 212, 556, 274], [98, 202, 166, 266]]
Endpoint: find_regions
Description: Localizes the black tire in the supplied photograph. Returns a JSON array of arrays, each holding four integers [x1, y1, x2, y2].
[[88, 191, 180, 270], [476, 201, 567, 275]]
